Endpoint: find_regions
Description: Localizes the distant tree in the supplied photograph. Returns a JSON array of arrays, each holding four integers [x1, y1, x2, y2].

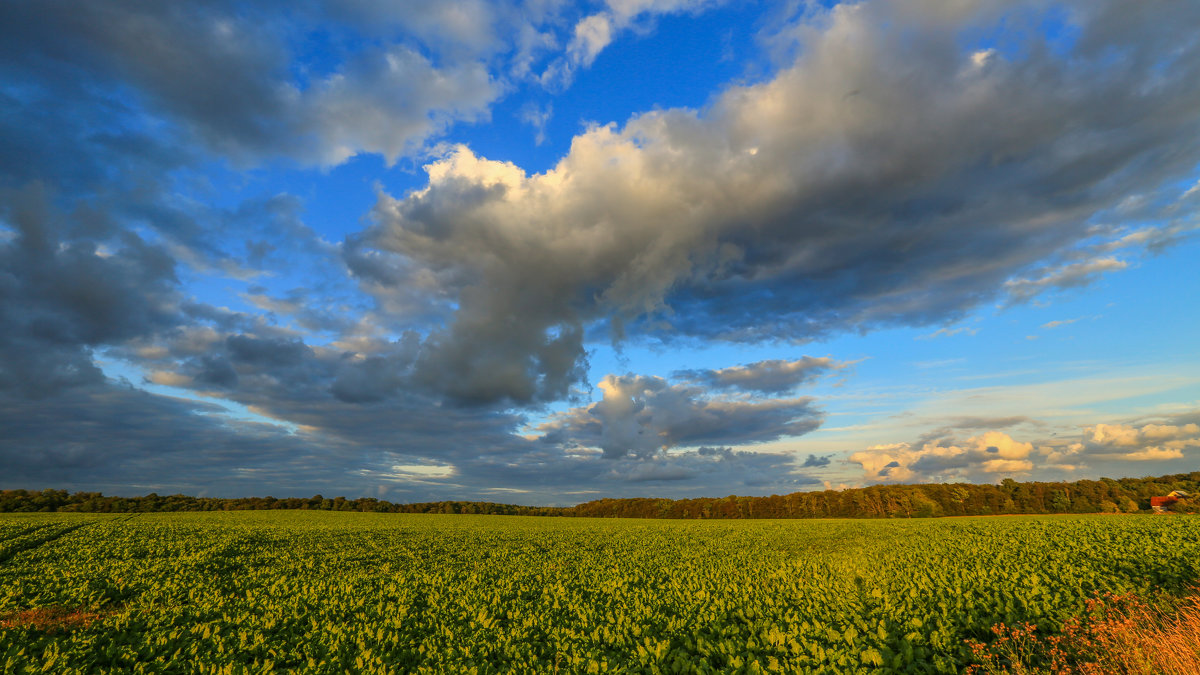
[[1049, 490, 1071, 513], [1172, 498, 1200, 514], [912, 492, 942, 518], [7, 471, 1200, 519]]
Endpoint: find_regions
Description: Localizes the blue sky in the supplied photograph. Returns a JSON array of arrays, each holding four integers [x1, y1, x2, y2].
[[2, 0, 1198, 503]]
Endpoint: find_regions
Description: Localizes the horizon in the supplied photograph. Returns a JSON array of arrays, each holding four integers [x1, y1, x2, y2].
[[6, 470, 1198, 508], [2, 0, 1199, 506]]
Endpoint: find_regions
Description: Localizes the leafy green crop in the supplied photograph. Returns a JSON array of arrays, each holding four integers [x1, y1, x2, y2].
[[1, 512, 1197, 673]]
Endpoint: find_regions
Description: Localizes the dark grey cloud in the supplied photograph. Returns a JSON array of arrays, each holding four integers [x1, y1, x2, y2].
[[411, 319, 588, 406], [330, 334, 420, 404], [0, 318, 823, 500], [536, 374, 824, 459], [0, 382, 339, 492], [801, 453, 832, 468], [440, 443, 822, 500], [226, 335, 311, 368], [615, 446, 820, 489], [192, 356, 239, 389], [0, 330, 542, 499], [624, 465, 695, 483], [0, 186, 181, 398], [353, 0, 1200, 405], [131, 324, 827, 480], [675, 357, 839, 394]]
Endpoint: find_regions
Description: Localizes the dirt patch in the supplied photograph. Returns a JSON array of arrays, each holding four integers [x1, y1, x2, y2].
[[0, 606, 113, 634]]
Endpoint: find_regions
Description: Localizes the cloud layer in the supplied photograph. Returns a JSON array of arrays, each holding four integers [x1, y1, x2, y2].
[[2, 0, 1199, 500], [849, 411, 1200, 484]]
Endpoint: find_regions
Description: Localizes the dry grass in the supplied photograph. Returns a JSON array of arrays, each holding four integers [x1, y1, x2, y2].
[[1069, 591, 1200, 675], [0, 605, 111, 634], [966, 589, 1200, 674]]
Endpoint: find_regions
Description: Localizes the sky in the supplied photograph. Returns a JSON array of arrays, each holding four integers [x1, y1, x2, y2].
[[2, 0, 1199, 505]]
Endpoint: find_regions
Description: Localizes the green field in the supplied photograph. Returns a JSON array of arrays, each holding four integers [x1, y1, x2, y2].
[[1, 512, 1198, 673]]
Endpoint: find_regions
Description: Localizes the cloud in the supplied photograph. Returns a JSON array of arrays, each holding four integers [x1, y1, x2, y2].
[[675, 357, 840, 394], [329, 347, 420, 405], [933, 416, 1032, 431], [226, 335, 312, 368], [850, 410, 1200, 484], [302, 46, 497, 166], [568, 14, 615, 68], [613, 445, 820, 488], [1042, 318, 1079, 329], [325, 0, 510, 56], [1046, 420, 1200, 465], [519, 102, 554, 145], [850, 431, 1035, 483], [0, 186, 181, 398], [801, 453, 832, 468], [536, 373, 824, 459], [355, 0, 1200, 404], [2, 328, 826, 500], [544, 0, 727, 87], [0, 1, 504, 168], [918, 325, 978, 340], [90, 293, 833, 494], [1004, 258, 1129, 305], [915, 416, 1034, 445], [375, 463, 457, 482], [0, 382, 342, 490]]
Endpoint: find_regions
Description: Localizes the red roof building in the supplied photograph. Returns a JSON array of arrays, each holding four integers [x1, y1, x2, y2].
[[1151, 490, 1191, 513]]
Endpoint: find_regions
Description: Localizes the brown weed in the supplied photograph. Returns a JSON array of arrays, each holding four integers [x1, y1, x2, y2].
[[965, 589, 1200, 675], [0, 606, 111, 634]]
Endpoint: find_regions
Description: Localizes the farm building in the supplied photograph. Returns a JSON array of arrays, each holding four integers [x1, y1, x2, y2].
[[1150, 490, 1191, 513]]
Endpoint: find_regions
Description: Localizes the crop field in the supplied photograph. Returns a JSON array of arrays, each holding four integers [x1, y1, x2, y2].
[[1, 512, 1198, 674]]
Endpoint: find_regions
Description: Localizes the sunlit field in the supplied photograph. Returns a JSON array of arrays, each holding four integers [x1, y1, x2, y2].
[[2, 512, 1198, 673]]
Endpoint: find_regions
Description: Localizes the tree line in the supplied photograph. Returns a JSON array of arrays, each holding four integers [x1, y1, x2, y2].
[[2, 472, 1197, 517]]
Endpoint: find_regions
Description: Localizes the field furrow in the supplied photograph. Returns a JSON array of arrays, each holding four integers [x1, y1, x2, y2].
[[0, 522, 97, 566]]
